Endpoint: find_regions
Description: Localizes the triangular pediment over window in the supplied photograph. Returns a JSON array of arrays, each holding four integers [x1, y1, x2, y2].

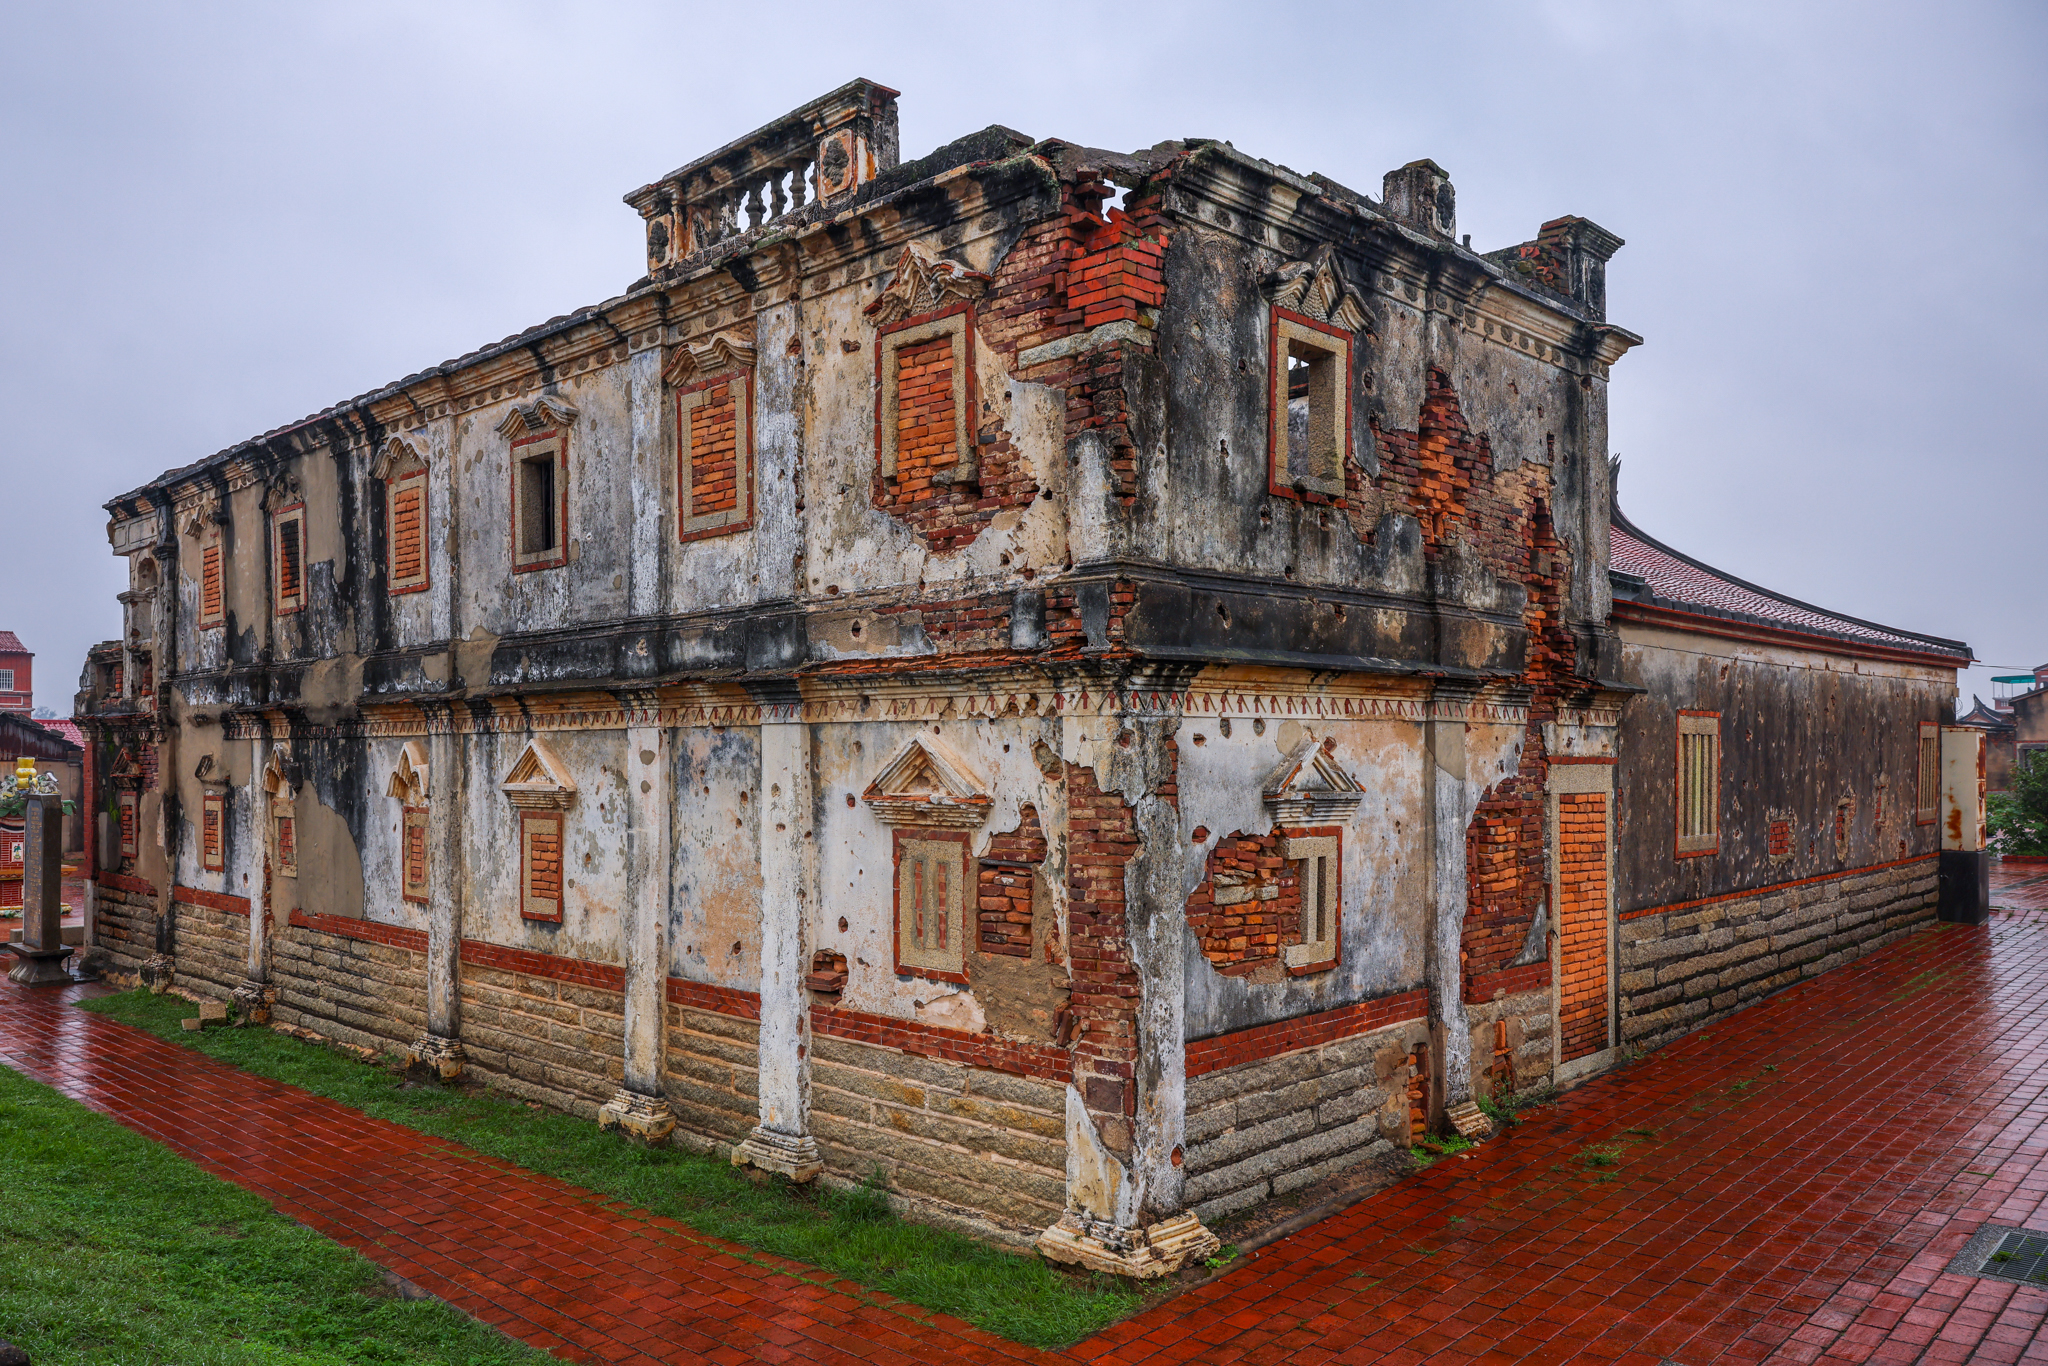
[[1263, 737, 1365, 825], [500, 737, 575, 810], [1262, 245, 1370, 334], [494, 395, 580, 439], [371, 436, 429, 481], [862, 736, 992, 829], [263, 748, 295, 808], [387, 740, 429, 805], [109, 748, 144, 789], [863, 244, 991, 328]]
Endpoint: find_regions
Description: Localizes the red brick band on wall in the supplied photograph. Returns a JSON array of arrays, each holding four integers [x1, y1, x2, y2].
[[1617, 853, 1939, 922], [1464, 960, 1552, 1004], [460, 939, 624, 992], [811, 1003, 1072, 1085], [97, 872, 156, 897], [173, 885, 250, 917], [1186, 988, 1430, 1079], [286, 909, 427, 953], [665, 976, 761, 1021]]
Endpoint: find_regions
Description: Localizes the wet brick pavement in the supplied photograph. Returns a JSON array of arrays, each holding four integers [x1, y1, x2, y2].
[[2, 906, 2045, 1365]]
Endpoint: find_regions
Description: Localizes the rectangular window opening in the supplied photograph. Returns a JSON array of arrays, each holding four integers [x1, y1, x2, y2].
[[1676, 713, 1721, 856], [520, 455, 557, 555], [520, 810, 563, 921], [200, 793, 225, 872], [387, 472, 429, 594], [895, 832, 968, 982], [1916, 724, 1941, 824], [1270, 310, 1350, 501], [1281, 831, 1341, 971], [273, 507, 306, 615]]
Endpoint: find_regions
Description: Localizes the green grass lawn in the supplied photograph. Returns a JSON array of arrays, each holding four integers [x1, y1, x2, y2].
[[0, 1061, 544, 1366], [79, 989, 1141, 1348]]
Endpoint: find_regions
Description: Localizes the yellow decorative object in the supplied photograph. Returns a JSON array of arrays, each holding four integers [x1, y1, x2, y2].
[[13, 757, 33, 788]]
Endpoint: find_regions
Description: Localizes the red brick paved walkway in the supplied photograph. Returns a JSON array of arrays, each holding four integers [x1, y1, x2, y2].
[[1992, 858, 2048, 913], [4, 913, 2047, 1365]]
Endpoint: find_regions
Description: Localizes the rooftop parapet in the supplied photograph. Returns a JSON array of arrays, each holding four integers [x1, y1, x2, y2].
[[623, 78, 901, 277]]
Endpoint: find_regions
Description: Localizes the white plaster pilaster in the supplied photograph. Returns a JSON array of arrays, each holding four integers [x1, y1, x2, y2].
[[245, 737, 269, 983], [1427, 709, 1476, 1115], [425, 729, 462, 1042], [621, 723, 669, 1094], [735, 713, 821, 1179]]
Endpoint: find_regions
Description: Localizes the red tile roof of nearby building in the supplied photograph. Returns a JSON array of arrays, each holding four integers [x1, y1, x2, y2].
[[1609, 506, 1971, 666], [0, 632, 25, 654], [35, 718, 85, 749]]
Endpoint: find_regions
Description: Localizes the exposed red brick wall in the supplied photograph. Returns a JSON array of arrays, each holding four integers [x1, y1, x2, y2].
[[1185, 988, 1427, 1077], [1557, 792, 1610, 1061], [521, 812, 562, 921], [174, 884, 248, 917], [689, 379, 741, 515], [978, 803, 1045, 956], [200, 794, 223, 871], [1463, 764, 1547, 998], [1186, 832, 1300, 974], [389, 480, 425, 590], [288, 908, 427, 953], [1064, 760, 1141, 1147]]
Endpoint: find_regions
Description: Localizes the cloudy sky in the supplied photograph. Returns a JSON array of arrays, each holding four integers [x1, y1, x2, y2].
[[3, 0, 2040, 709]]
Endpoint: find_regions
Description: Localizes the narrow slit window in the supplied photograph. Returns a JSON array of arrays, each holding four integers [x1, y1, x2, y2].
[[1676, 712, 1720, 856], [118, 792, 138, 859], [1280, 831, 1341, 971], [402, 806, 430, 904], [200, 542, 224, 629], [201, 792, 225, 872], [386, 467, 429, 594]]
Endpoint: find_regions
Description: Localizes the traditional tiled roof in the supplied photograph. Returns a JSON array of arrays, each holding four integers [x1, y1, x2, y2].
[[1609, 506, 1971, 664], [34, 718, 85, 749], [0, 631, 26, 654]]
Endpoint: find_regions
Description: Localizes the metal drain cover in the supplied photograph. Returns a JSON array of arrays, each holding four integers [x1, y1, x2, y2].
[[1945, 1224, 2048, 1285]]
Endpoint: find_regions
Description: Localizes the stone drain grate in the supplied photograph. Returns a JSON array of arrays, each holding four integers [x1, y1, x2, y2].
[[1945, 1224, 2048, 1286]]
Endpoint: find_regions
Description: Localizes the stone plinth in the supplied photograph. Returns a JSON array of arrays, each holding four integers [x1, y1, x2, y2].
[[1036, 1211, 1221, 1279], [598, 1087, 677, 1144], [734, 1126, 823, 1182], [405, 1033, 467, 1082]]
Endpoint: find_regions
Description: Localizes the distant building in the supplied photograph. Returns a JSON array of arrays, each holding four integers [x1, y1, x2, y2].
[[2002, 666, 2048, 778], [0, 631, 31, 713], [1956, 694, 2018, 792]]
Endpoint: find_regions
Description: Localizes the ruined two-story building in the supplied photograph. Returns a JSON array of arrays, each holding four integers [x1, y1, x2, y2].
[[73, 80, 1970, 1275]]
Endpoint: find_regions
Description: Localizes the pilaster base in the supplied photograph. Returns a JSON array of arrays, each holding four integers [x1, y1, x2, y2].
[[141, 954, 175, 994], [598, 1088, 677, 1144], [732, 1126, 823, 1183], [230, 980, 278, 1026], [1035, 1211, 1221, 1280], [404, 1034, 467, 1083], [5, 944, 75, 987]]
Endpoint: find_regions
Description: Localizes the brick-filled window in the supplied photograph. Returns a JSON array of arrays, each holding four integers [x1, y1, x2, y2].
[[520, 810, 563, 922], [875, 304, 975, 495], [401, 806, 429, 904], [1556, 792, 1610, 1062], [386, 467, 429, 594], [199, 541, 225, 630], [894, 830, 969, 984], [118, 792, 139, 859], [675, 370, 754, 542], [1268, 308, 1351, 501], [1916, 723, 1940, 824], [1280, 829, 1341, 972], [200, 792, 225, 872], [1767, 818, 1792, 860], [274, 812, 297, 878], [1675, 711, 1720, 857], [511, 430, 568, 572], [272, 504, 307, 616]]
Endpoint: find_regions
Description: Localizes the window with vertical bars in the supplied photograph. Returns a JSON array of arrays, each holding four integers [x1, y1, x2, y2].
[[402, 806, 429, 904], [895, 832, 968, 982], [1916, 724, 1940, 823], [119, 793, 138, 858], [1676, 712, 1720, 856]]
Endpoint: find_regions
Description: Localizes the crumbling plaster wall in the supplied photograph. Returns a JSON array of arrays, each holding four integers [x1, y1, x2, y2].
[[1177, 710, 1526, 1041], [1616, 630, 1955, 910], [666, 725, 764, 990]]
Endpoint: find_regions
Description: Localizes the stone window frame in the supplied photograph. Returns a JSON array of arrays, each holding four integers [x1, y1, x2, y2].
[[1916, 722, 1940, 825], [200, 791, 226, 873], [873, 302, 977, 487], [1279, 826, 1342, 974], [674, 368, 755, 543], [271, 502, 308, 617], [401, 806, 430, 905], [378, 441, 431, 596], [1267, 306, 1352, 502], [892, 828, 971, 985], [509, 428, 570, 573], [1675, 710, 1721, 858], [118, 791, 139, 860], [519, 810, 565, 924]]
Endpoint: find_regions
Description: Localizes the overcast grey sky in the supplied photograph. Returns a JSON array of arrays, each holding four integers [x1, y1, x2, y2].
[[3, 1, 2041, 709]]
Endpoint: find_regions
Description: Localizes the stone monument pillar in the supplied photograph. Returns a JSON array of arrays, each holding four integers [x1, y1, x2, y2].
[[6, 759, 74, 986]]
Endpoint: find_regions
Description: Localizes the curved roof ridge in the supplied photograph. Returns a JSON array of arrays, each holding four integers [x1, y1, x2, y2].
[[1610, 503, 1970, 661]]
